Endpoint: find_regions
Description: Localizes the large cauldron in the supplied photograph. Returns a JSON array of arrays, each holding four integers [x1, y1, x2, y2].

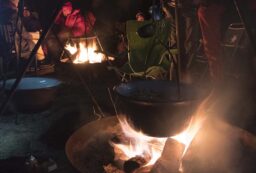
[[3, 77, 61, 112], [115, 80, 201, 137]]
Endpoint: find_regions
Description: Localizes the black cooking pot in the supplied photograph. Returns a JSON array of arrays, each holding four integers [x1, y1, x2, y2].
[[114, 80, 202, 137], [2, 77, 62, 113]]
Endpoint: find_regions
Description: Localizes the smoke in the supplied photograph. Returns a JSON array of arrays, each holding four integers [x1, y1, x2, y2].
[[182, 117, 256, 173], [186, 22, 256, 172], [208, 78, 256, 135], [219, 22, 256, 134]]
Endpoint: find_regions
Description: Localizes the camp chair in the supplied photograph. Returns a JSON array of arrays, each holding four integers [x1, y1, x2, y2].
[[119, 19, 178, 81]]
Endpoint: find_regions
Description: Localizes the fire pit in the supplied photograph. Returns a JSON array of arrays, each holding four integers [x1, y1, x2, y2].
[[60, 36, 115, 81], [114, 80, 202, 137], [66, 116, 256, 173], [63, 36, 108, 64]]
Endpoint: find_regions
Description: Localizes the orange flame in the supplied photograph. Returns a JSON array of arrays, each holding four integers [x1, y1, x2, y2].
[[171, 115, 205, 157], [112, 94, 210, 172], [171, 93, 211, 157], [111, 116, 167, 168], [65, 39, 105, 64], [171, 95, 210, 172]]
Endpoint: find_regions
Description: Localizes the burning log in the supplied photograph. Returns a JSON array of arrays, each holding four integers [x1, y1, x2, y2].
[[109, 116, 168, 173], [150, 139, 184, 173], [66, 116, 256, 173], [123, 156, 147, 173], [110, 134, 149, 172]]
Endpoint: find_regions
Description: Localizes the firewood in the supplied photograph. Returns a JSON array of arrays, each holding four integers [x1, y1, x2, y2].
[[123, 156, 147, 173], [150, 139, 184, 173]]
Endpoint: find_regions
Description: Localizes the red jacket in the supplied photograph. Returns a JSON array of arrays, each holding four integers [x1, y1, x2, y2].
[[55, 9, 86, 37]]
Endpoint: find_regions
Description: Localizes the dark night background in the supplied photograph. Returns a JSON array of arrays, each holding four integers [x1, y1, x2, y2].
[[24, 0, 153, 54], [26, 0, 152, 29]]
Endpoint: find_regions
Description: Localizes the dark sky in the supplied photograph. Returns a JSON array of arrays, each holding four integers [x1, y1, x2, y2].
[[25, 0, 152, 27], [24, 0, 154, 53]]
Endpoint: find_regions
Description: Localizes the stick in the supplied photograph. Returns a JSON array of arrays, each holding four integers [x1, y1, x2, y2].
[[107, 88, 118, 116]]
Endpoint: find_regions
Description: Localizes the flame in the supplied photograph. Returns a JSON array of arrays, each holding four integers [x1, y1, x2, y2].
[[171, 115, 205, 157], [112, 94, 211, 172], [111, 116, 167, 168], [112, 111, 206, 171], [65, 39, 105, 64], [65, 43, 77, 55], [171, 95, 211, 172], [171, 93, 211, 157]]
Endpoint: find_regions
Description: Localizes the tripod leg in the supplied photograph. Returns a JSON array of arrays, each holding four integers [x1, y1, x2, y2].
[[234, 0, 256, 54]]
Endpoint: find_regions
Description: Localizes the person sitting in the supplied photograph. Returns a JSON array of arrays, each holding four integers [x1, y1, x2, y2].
[[14, 4, 45, 69], [17, 6, 45, 63], [54, 1, 86, 39], [22, 6, 41, 32], [0, 0, 45, 74], [45, 1, 96, 63], [44, 1, 85, 63], [136, 11, 145, 22]]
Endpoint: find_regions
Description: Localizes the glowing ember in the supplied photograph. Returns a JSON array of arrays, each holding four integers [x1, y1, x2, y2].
[[65, 39, 105, 64], [111, 116, 167, 169]]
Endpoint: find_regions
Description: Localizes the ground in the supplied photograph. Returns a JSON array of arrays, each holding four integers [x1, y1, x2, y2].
[[0, 64, 120, 173], [1, 58, 256, 173]]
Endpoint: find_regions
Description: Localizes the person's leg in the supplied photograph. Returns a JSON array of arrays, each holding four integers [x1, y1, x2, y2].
[[44, 31, 67, 64], [198, 4, 225, 82]]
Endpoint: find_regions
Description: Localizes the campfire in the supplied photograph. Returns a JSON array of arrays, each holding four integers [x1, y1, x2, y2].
[[66, 94, 256, 173], [109, 116, 168, 172], [64, 37, 110, 64], [108, 103, 206, 173]]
